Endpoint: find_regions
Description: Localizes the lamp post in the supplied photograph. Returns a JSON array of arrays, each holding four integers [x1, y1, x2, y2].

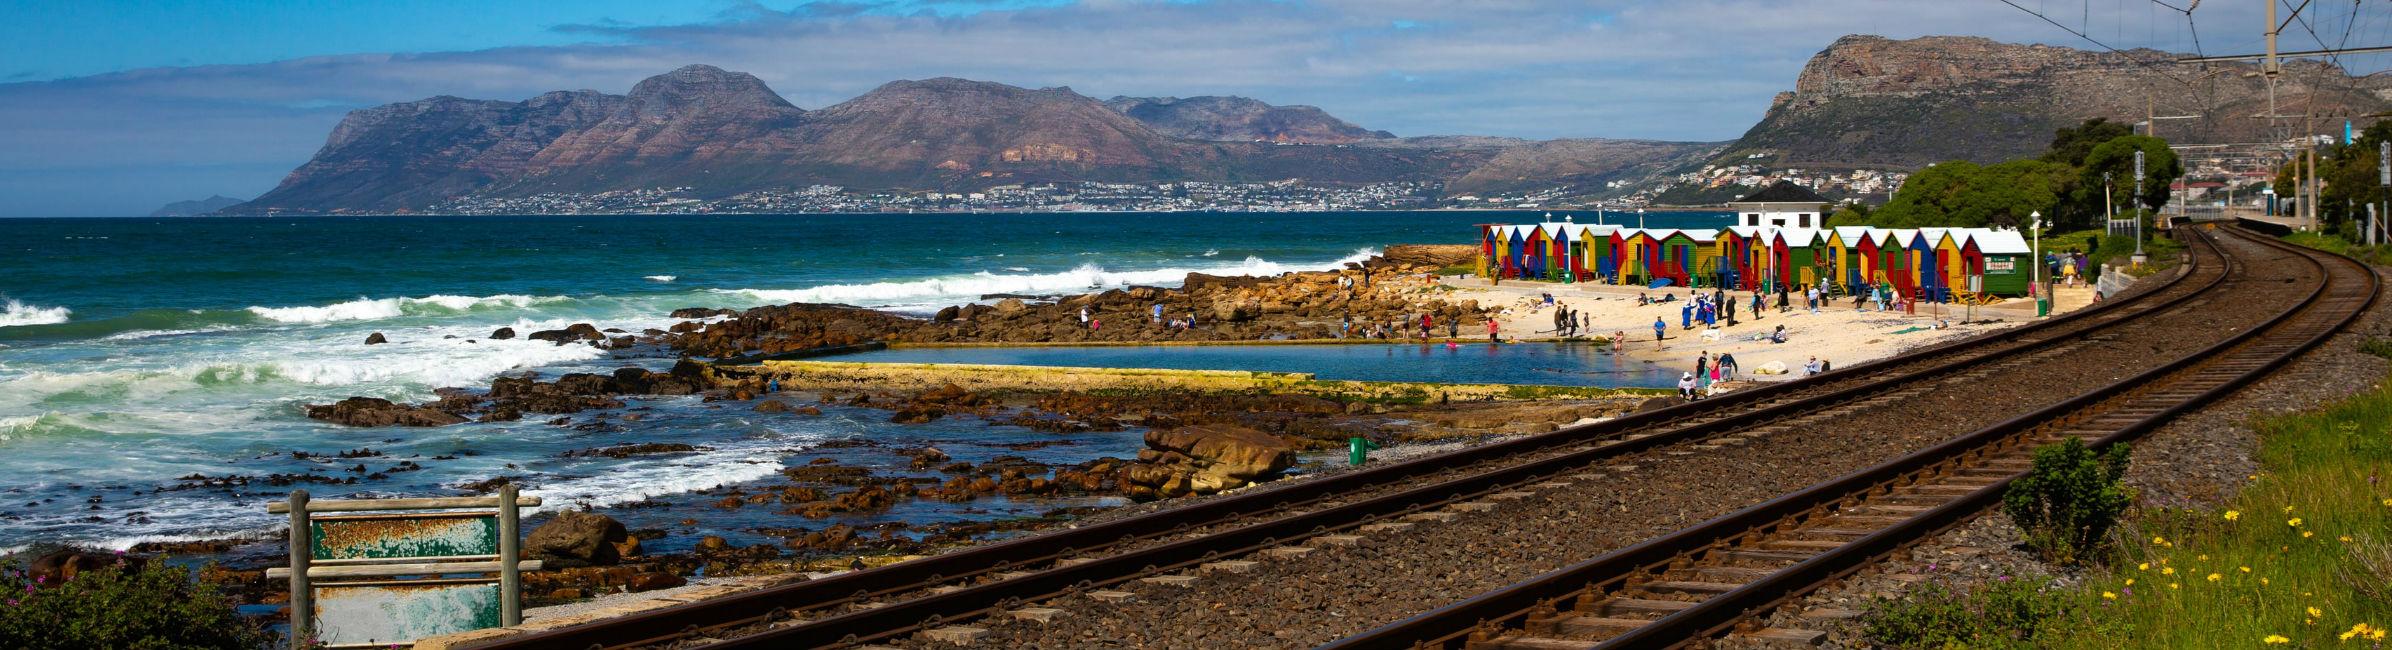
[[1637, 208, 1646, 230], [2132, 150, 2147, 268], [2031, 211, 2047, 317]]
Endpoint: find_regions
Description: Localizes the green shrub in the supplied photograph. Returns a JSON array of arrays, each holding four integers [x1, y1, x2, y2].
[[0, 556, 271, 649], [2360, 337, 2392, 360], [2002, 438, 2134, 565], [1862, 576, 2089, 648]]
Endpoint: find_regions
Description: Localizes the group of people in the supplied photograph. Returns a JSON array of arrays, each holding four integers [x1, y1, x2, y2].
[[1551, 304, 1591, 337], [1338, 311, 1461, 340], [1677, 349, 1743, 399], [1676, 288, 1740, 331], [2048, 249, 2092, 287]]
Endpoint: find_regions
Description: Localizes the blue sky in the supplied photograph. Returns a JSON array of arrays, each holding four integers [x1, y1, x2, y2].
[[0, 0, 2382, 216]]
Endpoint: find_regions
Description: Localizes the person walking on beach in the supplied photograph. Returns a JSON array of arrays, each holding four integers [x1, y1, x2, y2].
[[1751, 291, 1765, 321], [1777, 286, 1790, 313], [1487, 317, 1501, 344], [1717, 352, 1738, 380], [1680, 301, 1694, 330], [1807, 285, 1821, 315], [1079, 306, 1089, 325], [1151, 303, 1164, 324], [1723, 291, 1737, 326], [1447, 317, 1459, 339], [1420, 312, 1435, 339], [1653, 316, 1667, 349], [1613, 330, 1627, 355], [1694, 351, 1709, 389]]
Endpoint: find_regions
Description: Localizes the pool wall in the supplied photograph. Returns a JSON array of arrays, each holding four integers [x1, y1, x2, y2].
[[719, 360, 1660, 404]]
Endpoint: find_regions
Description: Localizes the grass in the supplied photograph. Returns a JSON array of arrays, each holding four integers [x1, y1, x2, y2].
[[2285, 230, 2392, 267], [1865, 381, 2392, 648], [2032, 228, 2184, 279]]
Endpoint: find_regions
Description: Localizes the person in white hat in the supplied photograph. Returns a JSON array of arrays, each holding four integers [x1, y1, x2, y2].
[[1678, 372, 1698, 401]]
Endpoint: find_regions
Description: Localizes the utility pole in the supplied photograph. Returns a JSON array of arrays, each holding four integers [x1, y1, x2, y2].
[[2380, 139, 2389, 245], [2134, 150, 2147, 266]]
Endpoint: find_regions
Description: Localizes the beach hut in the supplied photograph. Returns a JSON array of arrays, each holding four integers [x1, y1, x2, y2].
[[1655, 229, 1701, 288], [1685, 229, 1721, 288], [1718, 226, 1757, 290], [1966, 229, 2032, 295], [1883, 229, 1920, 300], [1477, 225, 1499, 278], [1934, 230, 1969, 297], [1910, 228, 1948, 301], [1831, 227, 1873, 293], [1545, 223, 1574, 282], [1853, 228, 1887, 289]]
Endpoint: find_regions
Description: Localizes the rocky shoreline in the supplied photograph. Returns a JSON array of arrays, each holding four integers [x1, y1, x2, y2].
[[23, 243, 1670, 624]]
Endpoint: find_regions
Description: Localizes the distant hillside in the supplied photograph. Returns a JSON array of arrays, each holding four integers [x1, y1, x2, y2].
[[147, 195, 245, 217], [223, 66, 1716, 215], [1103, 95, 1394, 143], [1716, 35, 2392, 170]]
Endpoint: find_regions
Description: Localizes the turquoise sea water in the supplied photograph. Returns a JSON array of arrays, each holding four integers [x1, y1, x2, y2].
[[0, 211, 1729, 552]]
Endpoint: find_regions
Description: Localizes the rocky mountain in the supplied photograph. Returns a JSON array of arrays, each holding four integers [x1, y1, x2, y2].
[[1103, 95, 1393, 143], [1720, 34, 2392, 170], [227, 66, 1711, 214], [147, 195, 245, 217]]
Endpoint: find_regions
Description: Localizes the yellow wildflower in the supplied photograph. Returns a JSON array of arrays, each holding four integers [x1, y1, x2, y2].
[[2344, 624, 2365, 641], [2309, 606, 2324, 618], [2284, 505, 2296, 514], [2371, 627, 2387, 640], [2153, 535, 2168, 545], [2102, 591, 2118, 600], [2163, 566, 2177, 575], [2263, 577, 2272, 586], [2240, 566, 2252, 573], [2264, 634, 2290, 644], [2340, 535, 2354, 543], [2208, 573, 2222, 582], [2169, 582, 2181, 590], [2225, 510, 2241, 521], [2303, 531, 2315, 539], [2124, 578, 2136, 586], [2381, 497, 2391, 507], [2138, 562, 2150, 571], [2289, 517, 2304, 527]]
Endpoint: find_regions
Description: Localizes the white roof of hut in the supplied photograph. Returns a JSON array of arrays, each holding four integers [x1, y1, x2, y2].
[[1972, 229, 2031, 254]]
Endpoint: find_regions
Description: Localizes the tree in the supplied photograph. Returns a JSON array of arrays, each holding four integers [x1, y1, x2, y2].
[[1870, 159, 2072, 229], [2041, 118, 2135, 167], [2073, 135, 2180, 229]]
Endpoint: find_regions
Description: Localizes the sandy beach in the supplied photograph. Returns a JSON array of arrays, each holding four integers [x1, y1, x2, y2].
[[1430, 275, 2101, 382]]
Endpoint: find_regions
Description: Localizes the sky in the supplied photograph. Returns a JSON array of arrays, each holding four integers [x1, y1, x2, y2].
[[2, 0, 2386, 217]]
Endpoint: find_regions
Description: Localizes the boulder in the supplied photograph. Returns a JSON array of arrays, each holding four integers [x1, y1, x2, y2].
[[363, 332, 387, 345], [526, 512, 628, 567], [627, 572, 685, 592], [303, 397, 468, 427], [755, 400, 791, 413], [1122, 425, 1294, 500], [933, 306, 961, 323], [489, 327, 516, 340], [670, 307, 735, 319], [992, 298, 1028, 314], [26, 547, 143, 583]]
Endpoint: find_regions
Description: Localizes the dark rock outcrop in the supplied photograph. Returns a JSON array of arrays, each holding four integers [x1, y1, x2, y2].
[[526, 511, 629, 568], [304, 397, 468, 427]]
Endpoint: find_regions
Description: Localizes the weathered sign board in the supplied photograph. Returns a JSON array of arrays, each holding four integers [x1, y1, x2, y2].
[[269, 489, 542, 649]]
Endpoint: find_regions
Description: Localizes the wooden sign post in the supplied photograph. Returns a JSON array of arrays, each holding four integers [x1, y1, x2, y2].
[[269, 487, 542, 648]]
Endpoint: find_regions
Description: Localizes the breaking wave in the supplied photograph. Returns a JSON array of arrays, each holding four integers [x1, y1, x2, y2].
[[0, 299, 71, 327], [246, 294, 567, 323], [714, 248, 1377, 313], [645, 275, 677, 283]]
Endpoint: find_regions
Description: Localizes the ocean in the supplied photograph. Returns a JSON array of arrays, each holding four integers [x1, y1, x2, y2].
[[0, 210, 1731, 554]]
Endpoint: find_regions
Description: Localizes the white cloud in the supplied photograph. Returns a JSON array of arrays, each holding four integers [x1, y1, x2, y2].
[[0, 0, 2377, 216]]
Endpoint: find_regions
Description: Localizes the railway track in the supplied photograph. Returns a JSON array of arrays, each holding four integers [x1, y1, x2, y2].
[[474, 227, 2247, 650], [1323, 225, 2377, 649]]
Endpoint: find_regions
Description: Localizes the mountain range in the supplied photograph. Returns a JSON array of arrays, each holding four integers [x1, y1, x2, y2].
[[224, 34, 2392, 215], [226, 67, 1711, 214]]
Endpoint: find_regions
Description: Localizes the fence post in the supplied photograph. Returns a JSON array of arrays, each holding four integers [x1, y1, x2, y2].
[[498, 484, 523, 627], [286, 490, 312, 649]]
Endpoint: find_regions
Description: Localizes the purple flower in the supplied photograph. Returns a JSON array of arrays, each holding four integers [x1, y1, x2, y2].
[[2121, 587, 2133, 596], [1999, 575, 2013, 582]]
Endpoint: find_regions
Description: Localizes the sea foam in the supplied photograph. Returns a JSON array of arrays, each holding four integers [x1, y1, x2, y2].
[[0, 299, 71, 327], [246, 294, 565, 323], [716, 249, 1377, 312]]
